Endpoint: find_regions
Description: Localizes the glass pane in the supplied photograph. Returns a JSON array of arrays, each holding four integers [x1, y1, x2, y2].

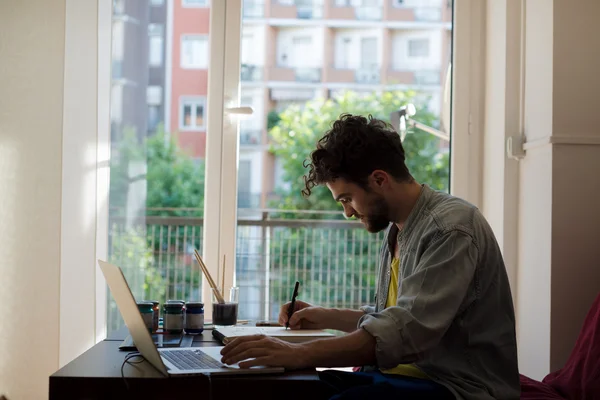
[[107, 0, 210, 335], [236, 0, 453, 322]]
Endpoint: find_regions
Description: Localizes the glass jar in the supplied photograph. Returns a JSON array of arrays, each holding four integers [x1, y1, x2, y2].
[[150, 301, 160, 332], [163, 302, 184, 334], [185, 302, 204, 334], [137, 302, 154, 333]]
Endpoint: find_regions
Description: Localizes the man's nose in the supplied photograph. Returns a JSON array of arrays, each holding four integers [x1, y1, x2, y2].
[[342, 204, 355, 219]]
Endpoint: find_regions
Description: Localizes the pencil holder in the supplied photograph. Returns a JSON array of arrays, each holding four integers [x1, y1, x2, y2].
[[212, 287, 239, 326]]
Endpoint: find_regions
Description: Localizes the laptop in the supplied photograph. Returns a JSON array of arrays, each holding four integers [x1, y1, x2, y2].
[[98, 259, 285, 376]]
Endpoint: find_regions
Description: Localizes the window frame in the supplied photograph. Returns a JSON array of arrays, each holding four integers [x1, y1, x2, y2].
[[179, 96, 207, 131], [182, 0, 210, 8], [407, 37, 430, 58], [180, 34, 209, 69], [86, 0, 484, 339]]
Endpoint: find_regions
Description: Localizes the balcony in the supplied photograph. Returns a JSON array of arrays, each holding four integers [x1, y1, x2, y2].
[[106, 210, 383, 332], [240, 129, 263, 145], [241, 64, 264, 82], [355, 6, 383, 20], [387, 69, 440, 85], [243, 0, 265, 18], [268, 66, 321, 83], [355, 68, 381, 84], [386, 0, 443, 22], [270, 0, 324, 19]]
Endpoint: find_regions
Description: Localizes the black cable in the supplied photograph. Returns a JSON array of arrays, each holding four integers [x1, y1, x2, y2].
[[120, 352, 143, 391]]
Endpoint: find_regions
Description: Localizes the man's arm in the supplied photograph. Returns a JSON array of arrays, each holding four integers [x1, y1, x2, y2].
[[220, 328, 377, 369], [302, 328, 377, 367]]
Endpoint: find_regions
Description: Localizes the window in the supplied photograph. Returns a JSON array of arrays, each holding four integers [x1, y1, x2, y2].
[[147, 105, 161, 132], [147, 86, 162, 105], [150, 0, 164, 5], [179, 97, 206, 130], [182, 0, 208, 7], [181, 35, 208, 69], [408, 38, 430, 57], [148, 24, 164, 67]]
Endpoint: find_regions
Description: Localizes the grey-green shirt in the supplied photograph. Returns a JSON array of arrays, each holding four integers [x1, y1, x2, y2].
[[358, 185, 520, 400]]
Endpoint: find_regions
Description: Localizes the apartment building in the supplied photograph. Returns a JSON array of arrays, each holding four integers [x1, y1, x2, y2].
[[111, 0, 167, 144], [112, 0, 451, 209]]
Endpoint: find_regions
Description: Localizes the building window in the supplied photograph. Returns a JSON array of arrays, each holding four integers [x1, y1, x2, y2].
[[148, 105, 161, 133], [182, 0, 209, 7], [150, 0, 165, 5], [148, 24, 164, 67], [408, 38, 430, 57], [181, 35, 208, 69], [179, 97, 206, 130]]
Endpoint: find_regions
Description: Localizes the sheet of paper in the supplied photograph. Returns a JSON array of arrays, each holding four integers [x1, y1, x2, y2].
[[216, 326, 334, 337]]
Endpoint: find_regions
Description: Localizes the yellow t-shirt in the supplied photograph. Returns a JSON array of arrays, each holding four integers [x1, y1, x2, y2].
[[380, 257, 430, 380]]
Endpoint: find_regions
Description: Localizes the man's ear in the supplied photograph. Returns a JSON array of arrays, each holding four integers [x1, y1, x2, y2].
[[370, 170, 388, 188]]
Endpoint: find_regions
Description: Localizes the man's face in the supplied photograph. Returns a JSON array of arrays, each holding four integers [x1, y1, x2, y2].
[[326, 178, 390, 233]]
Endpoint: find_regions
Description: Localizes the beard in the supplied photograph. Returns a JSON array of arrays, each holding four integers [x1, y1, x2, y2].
[[358, 195, 391, 233]]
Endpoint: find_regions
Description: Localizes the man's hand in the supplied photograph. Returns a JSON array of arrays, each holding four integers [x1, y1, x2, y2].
[[220, 335, 309, 369], [278, 300, 330, 330]]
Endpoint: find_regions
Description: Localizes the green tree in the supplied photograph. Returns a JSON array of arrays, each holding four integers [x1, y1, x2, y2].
[[268, 90, 449, 218]]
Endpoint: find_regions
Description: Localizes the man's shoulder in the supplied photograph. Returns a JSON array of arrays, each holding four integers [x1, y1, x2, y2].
[[424, 189, 481, 235]]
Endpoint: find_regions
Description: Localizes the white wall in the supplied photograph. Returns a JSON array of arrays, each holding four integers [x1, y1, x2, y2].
[[0, 1, 65, 398], [482, 0, 600, 379], [276, 27, 323, 67], [333, 28, 382, 69], [391, 29, 442, 71]]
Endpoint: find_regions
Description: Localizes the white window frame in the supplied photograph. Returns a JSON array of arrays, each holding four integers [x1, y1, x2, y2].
[[182, 0, 210, 8], [179, 96, 207, 130], [407, 37, 430, 58], [180, 34, 209, 69], [85, 0, 483, 338]]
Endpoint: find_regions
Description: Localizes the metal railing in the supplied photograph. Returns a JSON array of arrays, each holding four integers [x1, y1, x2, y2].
[[355, 68, 381, 84], [106, 209, 383, 334], [240, 129, 262, 145]]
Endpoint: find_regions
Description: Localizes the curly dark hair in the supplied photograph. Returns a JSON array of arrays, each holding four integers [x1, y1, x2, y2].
[[302, 114, 412, 197]]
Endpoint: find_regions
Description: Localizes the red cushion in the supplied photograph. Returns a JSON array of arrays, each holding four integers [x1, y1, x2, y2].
[[543, 293, 600, 400], [520, 374, 565, 400]]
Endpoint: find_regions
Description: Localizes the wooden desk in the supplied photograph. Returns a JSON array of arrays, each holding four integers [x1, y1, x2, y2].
[[50, 329, 330, 400]]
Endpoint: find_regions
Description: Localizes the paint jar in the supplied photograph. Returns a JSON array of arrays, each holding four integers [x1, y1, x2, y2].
[[163, 302, 185, 334], [212, 287, 239, 327], [184, 302, 205, 334], [137, 302, 154, 333]]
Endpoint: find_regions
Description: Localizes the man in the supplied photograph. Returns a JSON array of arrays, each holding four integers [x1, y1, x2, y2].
[[220, 114, 520, 399]]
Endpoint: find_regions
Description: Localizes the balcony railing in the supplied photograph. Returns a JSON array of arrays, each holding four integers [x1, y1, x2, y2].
[[241, 64, 263, 82], [294, 67, 321, 82], [272, 0, 324, 19], [106, 210, 383, 334], [355, 6, 382, 20], [355, 68, 381, 84]]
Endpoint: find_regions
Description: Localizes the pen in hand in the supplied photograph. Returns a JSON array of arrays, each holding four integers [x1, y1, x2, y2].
[[285, 281, 300, 330]]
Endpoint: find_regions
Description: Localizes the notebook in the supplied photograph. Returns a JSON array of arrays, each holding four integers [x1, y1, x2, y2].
[[213, 326, 336, 344]]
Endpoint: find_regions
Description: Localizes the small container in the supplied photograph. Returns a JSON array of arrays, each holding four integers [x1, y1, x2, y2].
[[137, 302, 154, 333], [150, 301, 160, 332], [185, 301, 205, 334], [163, 302, 184, 334], [212, 287, 239, 327]]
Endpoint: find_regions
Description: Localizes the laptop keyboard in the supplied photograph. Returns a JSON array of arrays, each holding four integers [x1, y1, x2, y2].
[[161, 349, 223, 370]]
